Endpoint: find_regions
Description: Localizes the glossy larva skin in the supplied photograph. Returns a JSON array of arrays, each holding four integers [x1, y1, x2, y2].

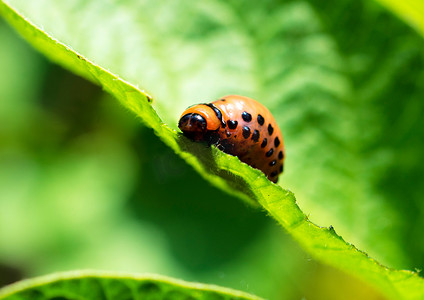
[[178, 95, 285, 183]]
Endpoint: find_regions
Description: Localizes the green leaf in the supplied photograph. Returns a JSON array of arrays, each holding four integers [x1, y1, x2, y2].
[[1, 1, 424, 300], [0, 271, 262, 300], [375, 0, 424, 37], [299, 0, 424, 270]]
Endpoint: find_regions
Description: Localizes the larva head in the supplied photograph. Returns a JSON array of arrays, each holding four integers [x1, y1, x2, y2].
[[178, 104, 221, 141]]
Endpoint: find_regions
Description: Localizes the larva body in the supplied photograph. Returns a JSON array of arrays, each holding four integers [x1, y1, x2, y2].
[[178, 95, 285, 183]]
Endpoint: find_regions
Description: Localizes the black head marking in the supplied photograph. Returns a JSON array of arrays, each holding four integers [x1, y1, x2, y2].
[[242, 126, 251, 139], [178, 113, 191, 129], [269, 160, 276, 166], [268, 124, 274, 135], [270, 171, 278, 177], [204, 103, 226, 128], [251, 130, 260, 142], [179, 113, 207, 133], [242, 111, 252, 122], [266, 148, 274, 157], [278, 151, 284, 160], [279, 165, 284, 173], [227, 120, 238, 129], [261, 138, 268, 148], [257, 114, 265, 126]]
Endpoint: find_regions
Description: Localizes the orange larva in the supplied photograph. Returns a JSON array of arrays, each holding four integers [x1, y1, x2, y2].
[[178, 95, 285, 183]]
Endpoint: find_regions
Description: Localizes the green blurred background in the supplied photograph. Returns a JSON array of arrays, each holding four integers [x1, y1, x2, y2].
[[1, 0, 424, 299]]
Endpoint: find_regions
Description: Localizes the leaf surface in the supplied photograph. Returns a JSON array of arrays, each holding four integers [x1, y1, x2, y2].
[[1, 1, 424, 299], [375, 0, 424, 36], [0, 271, 262, 300]]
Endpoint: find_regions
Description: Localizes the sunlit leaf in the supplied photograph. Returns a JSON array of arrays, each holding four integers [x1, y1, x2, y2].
[[1, 1, 424, 299], [375, 0, 424, 37], [0, 271, 262, 300]]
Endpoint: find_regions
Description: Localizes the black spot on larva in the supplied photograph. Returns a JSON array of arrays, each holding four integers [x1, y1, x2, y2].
[[269, 160, 276, 166], [278, 151, 284, 160], [266, 148, 274, 157], [220, 98, 226, 101], [257, 114, 265, 126], [242, 126, 251, 139], [242, 111, 252, 122], [251, 130, 260, 142], [226, 131, 231, 137], [274, 137, 280, 147], [270, 171, 278, 177], [280, 165, 284, 173], [261, 138, 267, 148], [227, 120, 238, 129], [268, 124, 274, 135], [204, 103, 226, 128]]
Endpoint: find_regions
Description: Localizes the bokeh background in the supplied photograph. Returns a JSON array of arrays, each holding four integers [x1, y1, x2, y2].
[[1, 0, 424, 299]]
